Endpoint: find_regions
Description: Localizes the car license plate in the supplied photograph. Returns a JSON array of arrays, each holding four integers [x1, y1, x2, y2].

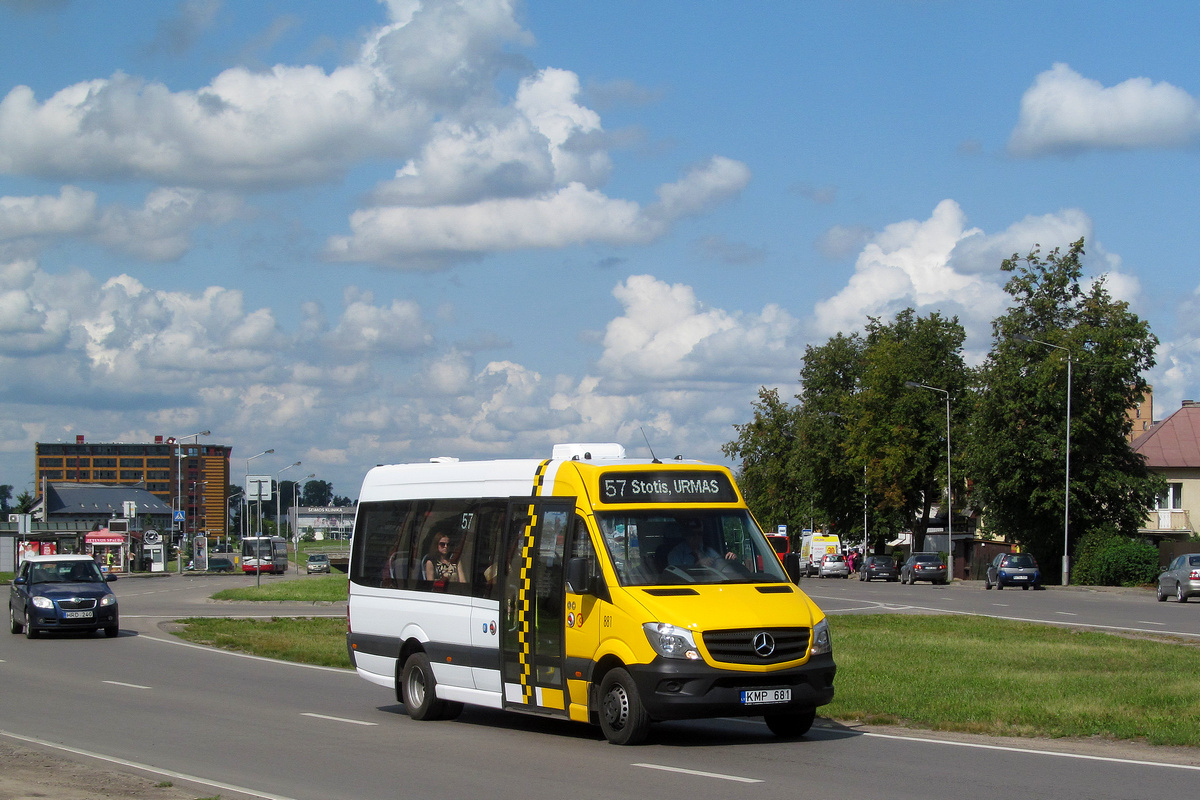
[[64, 610, 93, 619], [741, 688, 790, 705], [1013, 575, 1028, 580]]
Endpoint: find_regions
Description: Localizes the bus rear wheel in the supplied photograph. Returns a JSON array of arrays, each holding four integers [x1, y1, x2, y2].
[[765, 707, 817, 738], [598, 668, 650, 745], [402, 653, 461, 721]]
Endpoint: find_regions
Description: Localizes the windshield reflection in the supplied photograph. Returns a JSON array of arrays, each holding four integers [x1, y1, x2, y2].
[[597, 509, 788, 586]]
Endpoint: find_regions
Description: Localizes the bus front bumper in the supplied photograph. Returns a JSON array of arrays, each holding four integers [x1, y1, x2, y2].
[[623, 652, 836, 721]]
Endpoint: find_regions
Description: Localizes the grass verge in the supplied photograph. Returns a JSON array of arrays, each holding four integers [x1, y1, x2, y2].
[[210, 574, 347, 603], [171, 609, 1200, 747]]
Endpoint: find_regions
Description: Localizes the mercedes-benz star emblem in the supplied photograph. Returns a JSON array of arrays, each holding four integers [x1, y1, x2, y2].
[[752, 631, 775, 657]]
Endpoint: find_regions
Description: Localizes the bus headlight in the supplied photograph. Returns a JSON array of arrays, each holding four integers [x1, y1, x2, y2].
[[643, 622, 701, 660], [810, 618, 832, 656]]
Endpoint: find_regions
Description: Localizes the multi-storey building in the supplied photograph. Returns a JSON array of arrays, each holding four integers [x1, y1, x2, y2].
[[34, 435, 232, 539]]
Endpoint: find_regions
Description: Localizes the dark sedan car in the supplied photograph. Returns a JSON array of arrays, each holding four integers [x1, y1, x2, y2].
[[985, 552, 1042, 590], [9, 555, 119, 639], [859, 555, 899, 582], [900, 553, 948, 585]]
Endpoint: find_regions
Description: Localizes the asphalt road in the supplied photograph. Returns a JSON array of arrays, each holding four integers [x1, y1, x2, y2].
[[2, 572, 1198, 800]]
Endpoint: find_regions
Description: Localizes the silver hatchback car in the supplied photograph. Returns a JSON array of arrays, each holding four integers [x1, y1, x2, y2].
[[1156, 553, 1200, 603], [818, 553, 850, 579]]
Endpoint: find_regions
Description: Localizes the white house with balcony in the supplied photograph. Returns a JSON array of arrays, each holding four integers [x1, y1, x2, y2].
[[1131, 400, 1200, 540]]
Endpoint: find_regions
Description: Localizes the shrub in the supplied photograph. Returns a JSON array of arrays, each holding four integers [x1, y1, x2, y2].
[[1072, 528, 1159, 586]]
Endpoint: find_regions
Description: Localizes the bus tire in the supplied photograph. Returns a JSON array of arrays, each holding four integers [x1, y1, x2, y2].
[[765, 707, 817, 738], [402, 653, 450, 721], [598, 668, 651, 745]]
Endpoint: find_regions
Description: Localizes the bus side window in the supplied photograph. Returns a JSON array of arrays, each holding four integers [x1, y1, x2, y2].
[[471, 501, 506, 601]]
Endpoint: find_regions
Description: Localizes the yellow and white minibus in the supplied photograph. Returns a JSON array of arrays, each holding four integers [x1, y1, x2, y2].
[[346, 443, 836, 744]]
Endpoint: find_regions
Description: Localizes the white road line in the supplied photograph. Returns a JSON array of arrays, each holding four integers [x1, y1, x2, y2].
[[1137, 621, 1166, 626], [102, 680, 152, 690], [1055, 611, 1078, 616], [0, 728, 301, 800], [301, 712, 377, 726], [862, 731, 1200, 772], [633, 763, 763, 783]]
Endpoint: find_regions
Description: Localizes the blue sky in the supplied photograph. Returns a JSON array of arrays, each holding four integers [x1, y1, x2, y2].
[[2, 0, 1199, 499]]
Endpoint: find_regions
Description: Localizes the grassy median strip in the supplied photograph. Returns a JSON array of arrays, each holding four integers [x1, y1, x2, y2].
[[826, 614, 1200, 746], [173, 601, 1200, 747], [176, 616, 351, 668], [210, 574, 348, 603]]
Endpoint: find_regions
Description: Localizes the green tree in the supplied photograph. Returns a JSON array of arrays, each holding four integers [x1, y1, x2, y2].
[[794, 332, 867, 541], [965, 238, 1160, 574], [850, 310, 968, 552], [14, 490, 34, 514], [721, 386, 806, 534], [302, 480, 334, 507], [0, 484, 11, 514]]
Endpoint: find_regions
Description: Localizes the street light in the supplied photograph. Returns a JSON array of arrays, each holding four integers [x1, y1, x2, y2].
[[172, 430, 210, 573], [1014, 334, 1073, 586], [292, 474, 315, 571], [245, 449, 274, 538], [276, 461, 302, 541], [905, 381, 953, 584]]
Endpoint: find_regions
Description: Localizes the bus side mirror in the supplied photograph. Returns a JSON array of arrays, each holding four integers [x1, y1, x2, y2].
[[784, 553, 803, 585], [565, 557, 592, 595]]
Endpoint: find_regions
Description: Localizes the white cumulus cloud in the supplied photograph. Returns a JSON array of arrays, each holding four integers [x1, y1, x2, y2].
[[1009, 63, 1200, 156]]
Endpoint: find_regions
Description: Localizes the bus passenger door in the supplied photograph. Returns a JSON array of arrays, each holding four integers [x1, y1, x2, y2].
[[501, 498, 574, 717]]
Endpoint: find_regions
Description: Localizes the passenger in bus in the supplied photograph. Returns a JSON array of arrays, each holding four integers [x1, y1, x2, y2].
[[668, 520, 736, 568], [423, 534, 464, 583]]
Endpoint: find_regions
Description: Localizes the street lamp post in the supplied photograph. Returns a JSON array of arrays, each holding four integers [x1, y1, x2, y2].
[[245, 449, 274, 537], [172, 430, 210, 574], [1014, 334, 1073, 586], [276, 461, 302, 541], [293, 474, 315, 571], [905, 382, 953, 583]]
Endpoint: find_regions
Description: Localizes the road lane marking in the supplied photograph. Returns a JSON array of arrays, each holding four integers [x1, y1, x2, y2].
[[633, 763, 762, 783], [301, 712, 377, 726], [1137, 621, 1166, 626], [861, 731, 1200, 772], [0, 728, 301, 800], [1055, 611, 1078, 616], [103, 680, 152, 689]]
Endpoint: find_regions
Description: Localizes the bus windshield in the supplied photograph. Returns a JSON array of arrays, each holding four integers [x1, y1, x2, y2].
[[596, 509, 789, 586]]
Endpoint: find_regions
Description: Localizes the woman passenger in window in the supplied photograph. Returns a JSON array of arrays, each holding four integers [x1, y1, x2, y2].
[[425, 534, 464, 584]]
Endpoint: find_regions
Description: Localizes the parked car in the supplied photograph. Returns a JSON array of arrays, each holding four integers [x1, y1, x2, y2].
[[901, 553, 947, 585], [817, 553, 850, 579], [859, 555, 899, 582], [9, 554, 119, 639], [306, 553, 331, 574], [208, 557, 235, 573], [1156, 553, 1200, 603], [985, 552, 1042, 590]]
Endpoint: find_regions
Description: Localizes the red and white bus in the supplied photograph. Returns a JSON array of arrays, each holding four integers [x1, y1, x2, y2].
[[241, 536, 288, 574]]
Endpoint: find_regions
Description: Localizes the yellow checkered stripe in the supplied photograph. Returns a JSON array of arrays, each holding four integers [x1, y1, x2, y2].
[[516, 507, 536, 703], [516, 459, 552, 704]]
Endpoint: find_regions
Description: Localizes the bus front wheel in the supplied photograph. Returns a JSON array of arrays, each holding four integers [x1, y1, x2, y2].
[[598, 668, 651, 745], [402, 653, 461, 721], [765, 707, 817, 738]]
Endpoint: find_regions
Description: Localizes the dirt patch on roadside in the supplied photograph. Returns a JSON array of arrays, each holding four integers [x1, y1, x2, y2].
[[0, 741, 209, 800]]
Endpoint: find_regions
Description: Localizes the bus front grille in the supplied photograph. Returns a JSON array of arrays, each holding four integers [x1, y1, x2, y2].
[[702, 627, 810, 665]]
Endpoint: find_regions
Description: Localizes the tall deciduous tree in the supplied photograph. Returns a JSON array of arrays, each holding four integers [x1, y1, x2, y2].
[[850, 310, 968, 552], [965, 238, 1160, 572], [722, 387, 806, 534]]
